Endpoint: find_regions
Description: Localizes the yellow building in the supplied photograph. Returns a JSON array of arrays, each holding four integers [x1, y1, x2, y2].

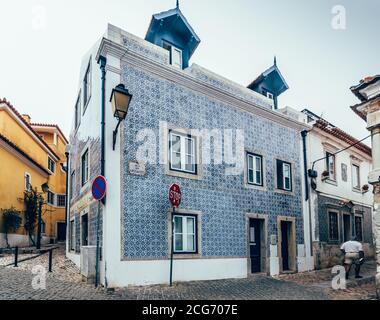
[[0, 98, 68, 247]]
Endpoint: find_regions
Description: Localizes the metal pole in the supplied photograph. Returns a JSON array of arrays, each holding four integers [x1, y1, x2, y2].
[[36, 198, 42, 250], [48, 249, 53, 272], [95, 200, 101, 288], [14, 246, 18, 267], [169, 207, 175, 287]]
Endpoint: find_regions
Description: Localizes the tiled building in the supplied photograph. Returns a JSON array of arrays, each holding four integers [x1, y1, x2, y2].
[[66, 5, 311, 287]]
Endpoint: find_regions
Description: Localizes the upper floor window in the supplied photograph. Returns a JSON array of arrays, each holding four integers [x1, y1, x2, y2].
[[57, 195, 66, 207], [325, 152, 336, 180], [81, 150, 89, 186], [47, 191, 55, 206], [276, 160, 292, 191], [83, 61, 92, 108], [352, 164, 360, 190], [247, 153, 263, 186], [74, 93, 81, 130], [163, 42, 182, 69], [169, 131, 196, 175], [174, 214, 197, 253], [24, 173, 31, 191], [48, 156, 55, 173]]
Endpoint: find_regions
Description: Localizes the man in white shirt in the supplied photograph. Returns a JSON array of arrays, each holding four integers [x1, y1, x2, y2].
[[340, 236, 364, 279]]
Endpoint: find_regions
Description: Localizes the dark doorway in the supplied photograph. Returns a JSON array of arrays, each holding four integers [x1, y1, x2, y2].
[[249, 219, 262, 273], [81, 214, 88, 246], [343, 214, 351, 242], [57, 222, 66, 241], [281, 221, 292, 271]]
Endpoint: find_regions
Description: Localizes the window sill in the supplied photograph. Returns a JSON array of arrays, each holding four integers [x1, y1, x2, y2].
[[323, 178, 337, 186], [274, 188, 294, 196], [244, 183, 266, 192], [352, 187, 362, 193], [165, 168, 202, 181], [171, 253, 201, 259]]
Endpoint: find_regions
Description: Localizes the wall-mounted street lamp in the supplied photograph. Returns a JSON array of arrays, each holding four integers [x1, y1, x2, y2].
[[110, 84, 133, 150], [36, 183, 49, 250]]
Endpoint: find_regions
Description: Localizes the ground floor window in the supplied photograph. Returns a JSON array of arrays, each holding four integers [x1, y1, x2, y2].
[[173, 215, 197, 253], [355, 214, 363, 242], [328, 211, 339, 241], [70, 220, 75, 251], [81, 214, 88, 246]]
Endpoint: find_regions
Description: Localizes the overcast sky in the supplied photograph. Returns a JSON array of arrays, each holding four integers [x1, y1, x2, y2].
[[0, 0, 379, 145]]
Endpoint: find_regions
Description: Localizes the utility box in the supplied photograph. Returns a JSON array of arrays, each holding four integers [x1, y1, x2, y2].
[[80, 246, 97, 283]]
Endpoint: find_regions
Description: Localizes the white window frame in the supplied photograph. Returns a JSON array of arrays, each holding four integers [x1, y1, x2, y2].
[[282, 162, 292, 191], [326, 152, 336, 181], [171, 46, 183, 69], [247, 153, 263, 186], [24, 172, 31, 191], [47, 156, 56, 174], [173, 215, 197, 253], [266, 92, 274, 100], [74, 92, 81, 130], [351, 164, 360, 190], [169, 132, 196, 175], [83, 60, 92, 110], [57, 194, 66, 207], [47, 191, 55, 206], [81, 149, 89, 186]]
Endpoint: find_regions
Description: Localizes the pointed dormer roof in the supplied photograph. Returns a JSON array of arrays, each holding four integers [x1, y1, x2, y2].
[[247, 61, 289, 97], [145, 6, 200, 59]]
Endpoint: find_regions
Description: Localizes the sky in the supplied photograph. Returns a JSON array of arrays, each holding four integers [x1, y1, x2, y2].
[[0, 0, 379, 145]]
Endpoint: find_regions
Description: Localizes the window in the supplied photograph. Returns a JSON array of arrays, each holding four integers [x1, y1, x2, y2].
[[341, 163, 348, 182], [163, 42, 183, 69], [41, 220, 46, 234], [325, 152, 336, 180], [247, 153, 263, 186], [57, 195, 66, 207], [328, 211, 339, 241], [81, 214, 88, 246], [355, 214, 363, 242], [70, 220, 75, 251], [83, 61, 91, 108], [173, 215, 197, 253], [276, 160, 292, 191], [74, 93, 81, 129], [81, 150, 89, 186], [352, 164, 360, 190], [24, 173, 31, 191], [70, 171, 75, 199], [169, 132, 196, 174], [48, 157, 55, 173], [47, 191, 55, 206]]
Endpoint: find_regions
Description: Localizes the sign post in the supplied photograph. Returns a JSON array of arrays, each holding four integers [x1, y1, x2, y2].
[[169, 184, 182, 287], [91, 175, 107, 288]]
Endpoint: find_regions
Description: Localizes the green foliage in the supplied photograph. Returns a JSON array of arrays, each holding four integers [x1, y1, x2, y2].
[[24, 187, 39, 246], [2, 207, 22, 248]]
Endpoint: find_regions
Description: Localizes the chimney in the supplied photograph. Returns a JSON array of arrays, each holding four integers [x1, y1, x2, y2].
[[22, 114, 31, 124]]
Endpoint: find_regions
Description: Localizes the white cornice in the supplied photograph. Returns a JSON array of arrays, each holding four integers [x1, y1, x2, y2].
[[96, 38, 309, 132]]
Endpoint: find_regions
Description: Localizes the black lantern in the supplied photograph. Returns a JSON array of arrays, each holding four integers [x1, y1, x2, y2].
[[110, 84, 133, 150]]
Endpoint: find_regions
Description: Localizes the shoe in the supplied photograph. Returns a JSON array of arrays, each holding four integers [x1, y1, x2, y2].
[[355, 275, 363, 279]]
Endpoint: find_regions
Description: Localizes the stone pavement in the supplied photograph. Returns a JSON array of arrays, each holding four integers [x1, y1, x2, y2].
[[0, 245, 375, 300]]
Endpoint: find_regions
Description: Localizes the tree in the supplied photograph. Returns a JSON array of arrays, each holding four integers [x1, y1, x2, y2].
[[2, 207, 22, 248], [24, 187, 39, 246]]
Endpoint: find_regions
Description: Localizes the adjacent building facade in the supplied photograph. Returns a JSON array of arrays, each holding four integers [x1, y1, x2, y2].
[[302, 109, 374, 268], [66, 5, 313, 287], [0, 99, 68, 247]]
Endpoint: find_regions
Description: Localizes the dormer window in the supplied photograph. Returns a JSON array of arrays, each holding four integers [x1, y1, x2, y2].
[[163, 41, 182, 69]]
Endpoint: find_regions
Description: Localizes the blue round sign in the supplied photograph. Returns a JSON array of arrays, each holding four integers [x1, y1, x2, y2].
[[92, 176, 107, 201]]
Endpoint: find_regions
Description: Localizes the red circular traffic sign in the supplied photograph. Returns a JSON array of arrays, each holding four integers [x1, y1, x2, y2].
[[92, 175, 107, 201], [169, 184, 182, 208]]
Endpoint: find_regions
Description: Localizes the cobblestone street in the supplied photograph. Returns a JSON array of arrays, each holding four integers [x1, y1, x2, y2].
[[0, 245, 376, 300]]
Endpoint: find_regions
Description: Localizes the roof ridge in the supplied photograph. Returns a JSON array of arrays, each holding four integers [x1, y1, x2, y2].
[[0, 98, 61, 159]]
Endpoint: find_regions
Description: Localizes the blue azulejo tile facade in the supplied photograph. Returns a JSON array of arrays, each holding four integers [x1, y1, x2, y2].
[[120, 63, 304, 260]]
